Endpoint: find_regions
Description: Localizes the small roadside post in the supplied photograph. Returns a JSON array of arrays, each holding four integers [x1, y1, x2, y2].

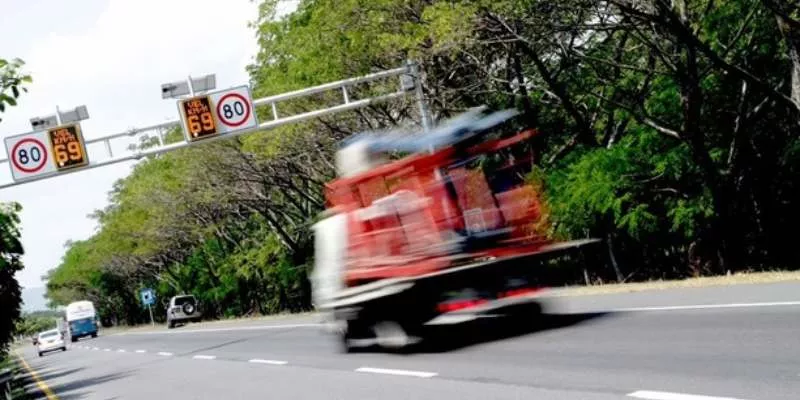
[[140, 288, 156, 327]]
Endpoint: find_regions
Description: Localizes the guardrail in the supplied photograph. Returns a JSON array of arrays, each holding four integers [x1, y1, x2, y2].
[[0, 368, 12, 400]]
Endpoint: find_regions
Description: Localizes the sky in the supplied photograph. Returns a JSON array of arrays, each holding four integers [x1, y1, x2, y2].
[[0, 0, 299, 290]]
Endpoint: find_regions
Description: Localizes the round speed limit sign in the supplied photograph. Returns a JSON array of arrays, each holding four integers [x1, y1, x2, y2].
[[4, 130, 57, 181], [216, 93, 251, 127], [12, 138, 48, 173], [210, 86, 258, 134]]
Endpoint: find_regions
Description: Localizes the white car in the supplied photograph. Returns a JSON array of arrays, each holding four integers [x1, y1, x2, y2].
[[166, 295, 202, 328], [36, 329, 67, 357]]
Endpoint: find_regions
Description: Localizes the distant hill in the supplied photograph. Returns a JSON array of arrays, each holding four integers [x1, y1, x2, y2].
[[21, 287, 49, 312]]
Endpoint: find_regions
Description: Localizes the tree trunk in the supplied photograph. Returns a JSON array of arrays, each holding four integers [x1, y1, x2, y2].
[[778, 17, 800, 106], [606, 234, 624, 282], [679, 39, 732, 273], [764, 0, 800, 107]]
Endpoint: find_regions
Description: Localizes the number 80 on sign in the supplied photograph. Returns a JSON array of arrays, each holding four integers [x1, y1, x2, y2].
[[4, 123, 90, 182], [178, 85, 258, 142]]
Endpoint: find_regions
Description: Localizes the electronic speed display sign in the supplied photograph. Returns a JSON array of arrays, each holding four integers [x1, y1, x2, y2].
[[48, 123, 88, 170], [4, 123, 90, 182], [178, 85, 258, 141], [179, 96, 217, 141]]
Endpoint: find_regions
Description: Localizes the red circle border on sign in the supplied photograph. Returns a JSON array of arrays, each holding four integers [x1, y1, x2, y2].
[[216, 92, 251, 127], [11, 138, 48, 173]]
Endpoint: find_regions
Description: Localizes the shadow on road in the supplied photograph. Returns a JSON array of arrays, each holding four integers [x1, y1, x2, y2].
[[419, 310, 612, 353], [33, 367, 85, 383], [14, 365, 130, 400], [45, 371, 131, 400], [350, 301, 616, 354]]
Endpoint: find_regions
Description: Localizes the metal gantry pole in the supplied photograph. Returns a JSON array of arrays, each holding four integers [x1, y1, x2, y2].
[[55, 106, 63, 125], [408, 60, 432, 132]]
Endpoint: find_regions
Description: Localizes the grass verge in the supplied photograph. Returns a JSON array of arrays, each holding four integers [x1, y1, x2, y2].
[[554, 270, 800, 296], [100, 310, 318, 335]]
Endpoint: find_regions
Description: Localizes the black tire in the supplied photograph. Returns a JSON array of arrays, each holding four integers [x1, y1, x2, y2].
[[37, 352, 42, 357], [182, 303, 195, 315], [62, 347, 67, 352], [167, 320, 175, 329], [337, 319, 359, 354], [372, 320, 420, 352], [339, 328, 353, 354], [91, 333, 98, 338], [70, 337, 77, 343]]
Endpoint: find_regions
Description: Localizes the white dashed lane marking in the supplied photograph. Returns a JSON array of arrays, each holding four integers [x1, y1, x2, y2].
[[248, 359, 287, 365], [157, 352, 173, 356], [192, 355, 216, 360], [627, 390, 749, 400], [355, 367, 437, 378], [135, 350, 146, 353], [117, 349, 126, 353]]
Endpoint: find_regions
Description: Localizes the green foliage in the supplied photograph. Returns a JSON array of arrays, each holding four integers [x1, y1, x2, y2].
[[0, 203, 24, 352], [43, 0, 800, 325], [0, 58, 31, 120], [0, 56, 29, 351], [15, 312, 61, 338]]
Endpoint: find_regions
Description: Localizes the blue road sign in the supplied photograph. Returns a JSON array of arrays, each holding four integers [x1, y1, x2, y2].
[[140, 288, 156, 306]]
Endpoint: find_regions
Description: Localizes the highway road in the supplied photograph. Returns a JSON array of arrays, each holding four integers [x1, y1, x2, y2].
[[14, 281, 800, 400]]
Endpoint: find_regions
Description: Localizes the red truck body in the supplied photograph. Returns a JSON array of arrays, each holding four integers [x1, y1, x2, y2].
[[324, 128, 552, 287]]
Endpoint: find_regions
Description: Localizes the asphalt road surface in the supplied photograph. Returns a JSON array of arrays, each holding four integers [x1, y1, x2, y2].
[[15, 281, 800, 400]]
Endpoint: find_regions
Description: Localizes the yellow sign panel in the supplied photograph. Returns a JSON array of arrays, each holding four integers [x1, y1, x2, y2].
[[180, 96, 218, 141], [47, 124, 88, 171]]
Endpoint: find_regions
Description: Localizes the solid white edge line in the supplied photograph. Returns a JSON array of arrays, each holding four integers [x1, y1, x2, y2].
[[614, 301, 800, 312], [103, 349, 111, 351], [157, 352, 173, 356], [92, 347, 99, 350], [117, 349, 126, 353], [193, 355, 216, 360], [627, 390, 748, 400], [135, 350, 146, 353], [248, 359, 288, 365], [355, 367, 437, 378]]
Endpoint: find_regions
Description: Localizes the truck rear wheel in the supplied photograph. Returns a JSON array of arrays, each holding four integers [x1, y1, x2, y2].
[[373, 321, 410, 349], [372, 320, 421, 352]]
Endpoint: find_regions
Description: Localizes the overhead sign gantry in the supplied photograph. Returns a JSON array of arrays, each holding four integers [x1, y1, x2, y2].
[[4, 105, 91, 182], [0, 61, 431, 189]]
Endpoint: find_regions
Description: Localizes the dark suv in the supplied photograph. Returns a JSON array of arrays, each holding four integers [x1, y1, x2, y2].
[[166, 295, 202, 328]]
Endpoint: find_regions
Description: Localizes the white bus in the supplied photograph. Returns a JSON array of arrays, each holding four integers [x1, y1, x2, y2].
[[65, 300, 98, 341]]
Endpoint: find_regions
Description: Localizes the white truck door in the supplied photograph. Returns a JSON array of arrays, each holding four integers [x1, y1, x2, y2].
[[311, 212, 348, 309]]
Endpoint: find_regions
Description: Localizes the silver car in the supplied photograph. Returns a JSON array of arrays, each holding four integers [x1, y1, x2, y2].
[[36, 329, 67, 356], [166, 295, 202, 328]]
